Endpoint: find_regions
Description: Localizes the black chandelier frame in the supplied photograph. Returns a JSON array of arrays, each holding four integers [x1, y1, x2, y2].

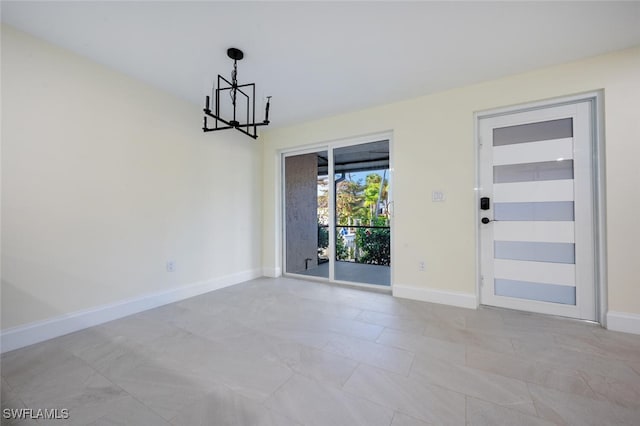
[[202, 48, 270, 140]]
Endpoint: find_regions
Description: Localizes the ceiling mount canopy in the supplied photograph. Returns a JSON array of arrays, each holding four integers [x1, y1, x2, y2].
[[202, 47, 271, 139]]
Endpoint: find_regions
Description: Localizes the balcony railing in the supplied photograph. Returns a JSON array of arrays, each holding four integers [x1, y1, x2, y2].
[[318, 225, 390, 266]]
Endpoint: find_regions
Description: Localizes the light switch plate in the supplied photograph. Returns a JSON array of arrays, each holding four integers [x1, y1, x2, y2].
[[432, 190, 446, 202]]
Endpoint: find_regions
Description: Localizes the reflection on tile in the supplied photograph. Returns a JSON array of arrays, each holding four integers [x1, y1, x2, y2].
[[512, 337, 640, 383], [422, 322, 515, 355], [221, 331, 359, 388], [96, 315, 179, 345], [390, 412, 431, 426], [466, 346, 597, 399], [3, 276, 640, 426], [169, 383, 300, 426], [266, 374, 393, 426], [88, 396, 170, 426], [377, 328, 466, 365], [274, 293, 363, 321], [592, 328, 640, 353], [411, 353, 536, 416], [324, 333, 414, 376], [250, 318, 335, 350], [626, 358, 640, 378], [171, 311, 257, 343], [1, 341, 76, 391], [107, 361, 210, 421], [552, 333, 640, 362], [583, 372, 640, 409], [1, 377, 15, 403], [1, 378, 26, 426], [148, 329, 293, 402], [356, 310, 426, 335], [466, 396, 554, 426], [17, 366, 128, 426], [343, 364, 465, 425], [72, 336, 153, 380], [528, 383, 640, 426]]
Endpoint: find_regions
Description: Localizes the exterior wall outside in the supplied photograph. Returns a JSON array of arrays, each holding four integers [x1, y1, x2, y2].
[[262, 46, 640, 317], [284, 154, 319, 274]]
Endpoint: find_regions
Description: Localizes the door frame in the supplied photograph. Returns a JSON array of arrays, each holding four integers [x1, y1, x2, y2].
[[280, 130, 395, 291], [474, 91, 607, 325]]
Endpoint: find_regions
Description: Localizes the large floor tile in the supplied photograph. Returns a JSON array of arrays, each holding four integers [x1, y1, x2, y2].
[[579, 370, 640, 410], [528, 383, 640, 426], [273, 293, 363, 321], [343, 364, 466, 425], [169, 383, 301, 426], [465, 346, 598, 399], [248, 318, 337, 349], [219, 331, 359, 388], [16, 366, 128, 425], [323, 333, 415, 375], [410, 353, 536, 416], [390, 412, 431, 426], [4, 276, 640, 426], [355, 310, 427, 335], [105, 361, 212, 421], [466, 396, 554, 426], [265, 374, 393, 426], [1, 379, 27, 426], [87, 396, 170, 426], [1, 341, 77, 392], [377, 328, 466, 365], [148, 329, 294, 401], [512, 336, 640, 383], [421, 321, 515, 355]]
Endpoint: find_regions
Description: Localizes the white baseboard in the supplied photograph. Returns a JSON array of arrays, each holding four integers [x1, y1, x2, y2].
[[262, 266, 282, 278], [393, 284, 477, 309], [0, 268, 262, 353], [606, 311, 640, 335]]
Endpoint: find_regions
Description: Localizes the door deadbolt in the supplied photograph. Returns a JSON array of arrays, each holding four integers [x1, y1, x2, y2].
[[480, 197, 490, 210]]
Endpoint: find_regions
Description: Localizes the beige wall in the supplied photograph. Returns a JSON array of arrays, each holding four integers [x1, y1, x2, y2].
[[1, 26, 263, 330], [2, 23, 638, 333], [262, 47, 640, 315]]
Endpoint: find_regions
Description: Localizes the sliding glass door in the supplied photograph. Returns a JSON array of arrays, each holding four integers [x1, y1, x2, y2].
[[283, 138, 391, 287]]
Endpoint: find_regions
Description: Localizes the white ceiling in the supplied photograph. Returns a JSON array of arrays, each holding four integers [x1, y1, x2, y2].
[[2, 1, 640, 128]]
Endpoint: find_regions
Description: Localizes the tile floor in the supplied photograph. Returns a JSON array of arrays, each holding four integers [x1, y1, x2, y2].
[[2, 277, 640, 425], [297, 261, 391, 286]]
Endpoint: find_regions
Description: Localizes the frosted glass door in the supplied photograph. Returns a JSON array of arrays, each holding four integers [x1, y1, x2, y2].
[[479, 102, 596, 320]]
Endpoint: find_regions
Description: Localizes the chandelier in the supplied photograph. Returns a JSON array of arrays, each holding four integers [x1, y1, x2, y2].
[[202, 48, 271, 139]]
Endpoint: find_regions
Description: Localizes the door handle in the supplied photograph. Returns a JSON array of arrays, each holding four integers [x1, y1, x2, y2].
[[481, 217, 499, 224]]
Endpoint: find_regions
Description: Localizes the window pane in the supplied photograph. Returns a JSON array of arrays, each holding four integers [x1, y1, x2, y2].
[[494, 201, 574, 221], [493, 118, 573, 146], [495, 279, 576, 305], [494, 241, 575, 264], [494, 160, 573, 184]]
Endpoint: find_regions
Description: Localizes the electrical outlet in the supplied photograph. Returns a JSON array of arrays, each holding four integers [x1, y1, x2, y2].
[[166, 260, 176, 272], [418, 261, 426, 272]]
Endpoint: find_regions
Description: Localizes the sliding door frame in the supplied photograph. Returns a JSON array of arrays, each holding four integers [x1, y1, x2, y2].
[[280, 131, 394, 291]]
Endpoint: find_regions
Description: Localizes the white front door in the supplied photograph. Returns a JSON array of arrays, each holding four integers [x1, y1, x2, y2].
[[479, 101, 597, 320]]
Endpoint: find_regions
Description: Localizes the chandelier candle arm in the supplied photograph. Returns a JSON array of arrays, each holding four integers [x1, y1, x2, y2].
[[202, 47, 271, 140]]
